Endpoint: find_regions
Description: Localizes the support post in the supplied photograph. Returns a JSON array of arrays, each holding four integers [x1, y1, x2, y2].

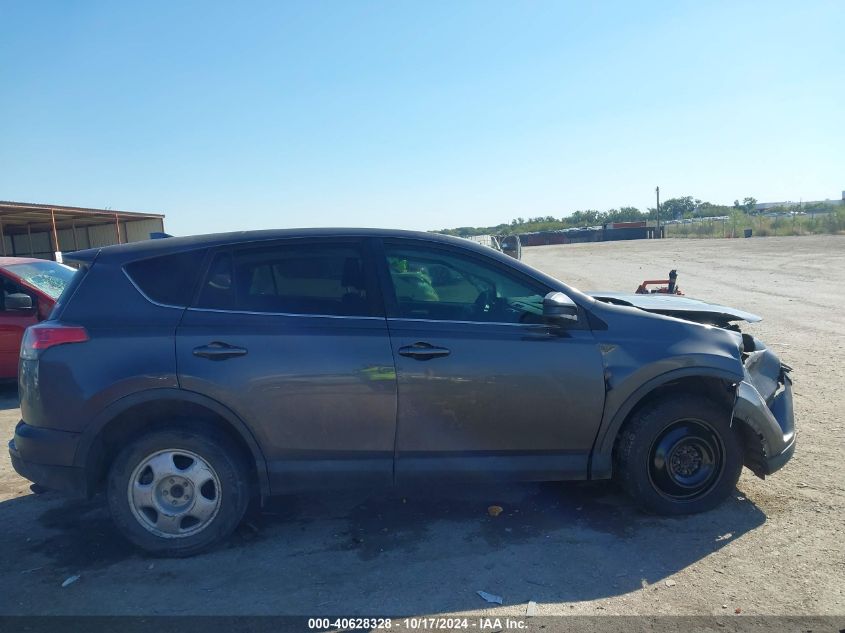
[[114, 214, 122, 244], [655, 186, 661, 238], [71, 219, 80, 251], [51, 208, 60, 258]]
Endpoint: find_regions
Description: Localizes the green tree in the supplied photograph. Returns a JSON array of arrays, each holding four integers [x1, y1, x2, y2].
[[612, 206, 644, 222], [742, 197, 758, 214], [570, 209, 601, 226], [661, 196, 697, 219]]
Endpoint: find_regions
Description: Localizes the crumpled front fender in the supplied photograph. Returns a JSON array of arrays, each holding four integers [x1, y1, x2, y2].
[[732, 349, 795, 476]]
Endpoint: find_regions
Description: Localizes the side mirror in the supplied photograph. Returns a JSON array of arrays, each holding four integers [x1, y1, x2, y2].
[[543, 291, 578, 322], [5, 293, 33, 311]]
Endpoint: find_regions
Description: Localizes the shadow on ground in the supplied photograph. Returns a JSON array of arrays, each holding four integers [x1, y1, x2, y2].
[[0, 478, 767, 613]]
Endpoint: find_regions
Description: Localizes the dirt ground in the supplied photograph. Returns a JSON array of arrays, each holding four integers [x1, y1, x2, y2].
[[0, 235, 843, 617]]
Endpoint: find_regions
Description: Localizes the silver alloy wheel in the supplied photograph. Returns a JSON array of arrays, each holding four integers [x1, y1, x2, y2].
[[127, 449, 222, 539]]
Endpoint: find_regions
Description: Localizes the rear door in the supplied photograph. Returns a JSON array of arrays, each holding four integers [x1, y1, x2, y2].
[[176, 238, 397, 492]]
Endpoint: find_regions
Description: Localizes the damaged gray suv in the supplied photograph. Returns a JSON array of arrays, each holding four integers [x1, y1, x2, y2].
[[9, 229, 795, 556]]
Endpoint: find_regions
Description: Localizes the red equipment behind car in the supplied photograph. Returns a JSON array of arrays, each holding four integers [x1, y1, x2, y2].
[[635, 269, 683, 295]]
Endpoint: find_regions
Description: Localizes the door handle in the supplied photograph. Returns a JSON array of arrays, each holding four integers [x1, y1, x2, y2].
[[398, 342, 451, 361], [192, 342, 248, 360]]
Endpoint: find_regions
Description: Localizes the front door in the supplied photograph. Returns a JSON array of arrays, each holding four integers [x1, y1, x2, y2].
[[0, 273, 39, 378], [376, 239, 606, 482], [176, 238, 397, 492]]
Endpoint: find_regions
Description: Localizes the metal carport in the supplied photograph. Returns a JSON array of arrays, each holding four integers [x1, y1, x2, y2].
[[0, 201, 165, 261]]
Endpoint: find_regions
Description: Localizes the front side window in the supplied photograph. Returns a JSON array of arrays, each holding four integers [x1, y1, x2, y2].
[[0, 274, 35, 313], [383, 243, 547, 323], [196, 241, 375, 317]]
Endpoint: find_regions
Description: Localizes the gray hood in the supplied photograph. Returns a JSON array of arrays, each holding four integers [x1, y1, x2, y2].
[[588, 292, 762, 326]]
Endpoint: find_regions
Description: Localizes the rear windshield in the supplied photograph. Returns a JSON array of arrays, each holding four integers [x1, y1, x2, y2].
[[124, 249, 208, 307], [5, 261, 77, 300], [48, 262, 89, 319]]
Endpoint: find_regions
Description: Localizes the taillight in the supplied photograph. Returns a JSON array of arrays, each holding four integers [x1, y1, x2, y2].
[[20, 323, 89, 360]]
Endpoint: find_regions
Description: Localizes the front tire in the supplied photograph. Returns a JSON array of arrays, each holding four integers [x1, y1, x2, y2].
[[615, 395, 743, 515], [107, 426, 250, 556]]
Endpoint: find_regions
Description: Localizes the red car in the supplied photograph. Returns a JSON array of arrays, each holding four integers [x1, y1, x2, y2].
[[0, 257, 76, 379]]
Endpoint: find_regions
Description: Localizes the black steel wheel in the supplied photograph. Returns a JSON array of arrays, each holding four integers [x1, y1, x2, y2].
[[647, 419, 724, 501], [615, 395, 743, 515]]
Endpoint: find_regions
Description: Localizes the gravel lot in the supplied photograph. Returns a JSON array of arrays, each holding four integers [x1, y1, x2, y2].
[[0, 235, 843, 617]]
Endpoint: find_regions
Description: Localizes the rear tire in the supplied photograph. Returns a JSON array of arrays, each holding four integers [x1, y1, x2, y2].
[[107, 426, 250, 556], [615, 395, 743, 515]]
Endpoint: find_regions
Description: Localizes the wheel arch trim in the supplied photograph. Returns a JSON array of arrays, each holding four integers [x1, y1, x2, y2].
[[73, 388, 271, 497], [589, 367, 741, 479]]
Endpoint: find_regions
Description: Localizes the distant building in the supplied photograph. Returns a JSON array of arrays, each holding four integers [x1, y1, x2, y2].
[[0, 201, 165, 261], [755, 192, 844, 212]]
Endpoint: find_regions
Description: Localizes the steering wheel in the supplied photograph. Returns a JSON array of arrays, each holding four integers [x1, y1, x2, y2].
[[473, 289, 497, 317]]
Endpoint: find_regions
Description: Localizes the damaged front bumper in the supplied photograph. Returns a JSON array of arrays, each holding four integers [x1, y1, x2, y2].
[[732, 340, 795, 477]]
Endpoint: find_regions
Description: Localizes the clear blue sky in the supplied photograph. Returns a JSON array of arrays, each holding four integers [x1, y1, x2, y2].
[[1, 1, 843, 235]]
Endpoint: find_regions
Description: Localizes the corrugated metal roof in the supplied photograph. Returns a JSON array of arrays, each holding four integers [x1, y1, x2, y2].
[[0, 200, 164, 218]]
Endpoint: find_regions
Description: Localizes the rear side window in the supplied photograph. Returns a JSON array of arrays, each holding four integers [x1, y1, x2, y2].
[[125, 249, 208, 307], [195, 241, 377, 317]]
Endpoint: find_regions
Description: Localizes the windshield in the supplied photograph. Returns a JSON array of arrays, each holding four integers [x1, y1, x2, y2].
[[4, 261, 77, 300]]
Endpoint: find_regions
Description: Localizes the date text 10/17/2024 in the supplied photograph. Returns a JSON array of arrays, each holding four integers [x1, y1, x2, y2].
[[308, 617, 529, 630]]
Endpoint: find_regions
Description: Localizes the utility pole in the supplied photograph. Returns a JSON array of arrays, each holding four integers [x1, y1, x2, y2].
[[655, 186, 661, 238]]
